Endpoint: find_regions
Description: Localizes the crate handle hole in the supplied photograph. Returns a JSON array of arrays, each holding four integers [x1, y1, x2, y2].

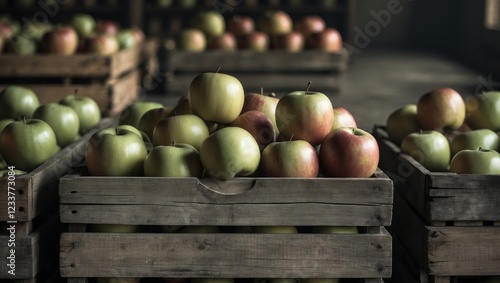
[[71, 191, 78, 194], [18, 207, 24, 212], [71, 210, 77, 214], [17, 189, 24, 195], [197, 178, 256, 195]]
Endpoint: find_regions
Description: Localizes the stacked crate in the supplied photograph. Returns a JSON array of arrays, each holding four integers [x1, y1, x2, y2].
[[0, 118, 115, 282], [58, 171, 393, 283], [373, 126, 500, 283]]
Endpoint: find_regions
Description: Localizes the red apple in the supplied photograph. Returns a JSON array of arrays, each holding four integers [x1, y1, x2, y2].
[[207, 32, 237, 51], [0, 23, 14, 40], [96, 20, 120, 36], [331, 107, 357, 131], [238, 31, 269, 51], [261, 140, 319, 177], [175, 28, 206, 52], [87, 34, 119, 55], [241, 89, 279, 133], [416, 87, 465, 132], [41, 26, 79, 55], [306, 28, 342, 52], [295, 15, 326, 36], [229, 110, 276, 151], [271, 31, 304, 52], [319, 127, 379, 178], [227, 15, 255, 37], [258, 10, 293, 36]]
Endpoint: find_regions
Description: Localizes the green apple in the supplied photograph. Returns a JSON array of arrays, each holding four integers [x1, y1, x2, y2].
[[119, 101, 163, 128], [179, 226, 220, 233], [70, 14, 96, 38], [252, 226, 298, 233], [60, 95, 101, 134], [175, 28, 207, 52], [190, 11, 225, 37], [276, 83, 333, 146], [449, 148, 500, 174], [311, 226, 358, 234], [189, 72, 245, 124], [0, 119, 13, 170], [138, 107, 173, 140], [33, 103, 80, 147], [117, 29, 137, 50], [156, 0, 173, 8], [85, 127, 148, 176], [261, 140, 318, 177], [401, 130, 451, 172], [0, 86, 40, 120], [90, 224, 138, 233], [96, 277, 141, 283], [178, 0, 197, 8], [257, 10, 293, 36], [153, 114, 209, 151], [112, 124, 142, 138], [466, 91, 500, 131], [144, 143, 203, 177], [385, 104, 420, 146], [0, 169, 27, 177], [450, 129, 500, 157], [200, 127, 260, 180], [22, 20, 53, 41], [6, 34, 37, 55], [0, 119, 60, 172]]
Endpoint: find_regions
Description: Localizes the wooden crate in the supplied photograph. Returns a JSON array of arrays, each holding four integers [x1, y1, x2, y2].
[[0, 39, 158, 116], [372, 126, 500, 282], [58, 171, 393, 282], [163, 48, 349, 95]]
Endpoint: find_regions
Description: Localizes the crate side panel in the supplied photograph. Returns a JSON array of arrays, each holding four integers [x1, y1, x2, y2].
[[0, 231, 37, 278], [60, 232, 392, 278], [108, 69, 140, 116]]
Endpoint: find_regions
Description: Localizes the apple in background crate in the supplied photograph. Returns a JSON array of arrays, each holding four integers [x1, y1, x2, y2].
[[70, 13, 96, 38], [95, 20, 120, 36], [227, 15, 255, 37], [295, 15, 326, 37], [41, 26, 79, 55], [465, 91, 500, 131], [176, 28, 207, 51], [207, 31, 237, 51], [258, 10, 293, 36], [271, 31, 305, 52], [385, 104, 420, 147], [87, 33, 120, 55], [261, 140, 319, 177], [0, 85, 40, 119], [450, 148, 500, 175], [144, 143, 203, 178], [416, 87, 465, 132], [319, 127, 379, 178], [400, 130, 451, 172], [238, 31, 269, 51], [190, 10, 226, 38], [306, 28, 343, 52]]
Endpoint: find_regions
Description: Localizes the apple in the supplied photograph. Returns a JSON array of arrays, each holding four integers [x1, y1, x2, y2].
[[60, 94, 101, 134], [117, 29, 138, 50], [170, 95, 193, 116], [6, 34, 37, 55], [252, 226, 298, 233], [32, 103, 80, 147], [227, 15, 255, 37], [21, 20, 53, 41], [156, 0, 173, 8], [311, 226, 358, 234], [70, 14, 96, 38], [199, 127, 260, 180], [271, 31, 304, 52], [87, 34, 119, 55], [95, 20, 120, 36], [229, 110, 275, 151], [306, 28, 342, 52], [85, 127, 148, 176], [450, 129, 500, 157], [130, 27, 145, 44], [295, 15, 326, 36], [178, 0, 197, 8], [0, 36, 3, 53], [41, 26, 79, 55], [190, 11, 225, 38], [0, 86, 40, 120], [416, 88, 465, 132], [176, 28, 206, 52], [144, 143, 203, 177], [241, 89, 279, 133], [179, 226, 220, 233], [0, 119, 14, 170], [90, 224, 138, 233], [258, 10, 293, 36], [0, 119, 60, 172], [119, 101, 164, 128], [319, 127, 379, 178], [449, 148, 500, 174], [261, 140, 318, 177], [189, 71, 245, 124], [208, 31, 237, 51], [385, 104, 420, 146], [331, 107, 357, 131], [238, 31, 269, 51], [152, 114, 210, 150], [138, 107, 172, 140], [275, 82, 333, 146], [400, 130, 451, 172], [0, 22, 14, 40], [465, 91, 500, 131]]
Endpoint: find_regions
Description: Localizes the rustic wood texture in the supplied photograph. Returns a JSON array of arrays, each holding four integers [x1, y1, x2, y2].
[[373, 125, 500, 222], [59, 173, 393, 226], [0, 118, 115, 222], [60, 229, 392, 279]]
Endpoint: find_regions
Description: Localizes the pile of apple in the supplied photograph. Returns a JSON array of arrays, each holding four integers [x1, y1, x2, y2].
[[385, 88, 500, 174], [85, 71, 379, 179], [174, 10, 342, 53], [0, 85, 101, 176], [0, 13, 145, 55]]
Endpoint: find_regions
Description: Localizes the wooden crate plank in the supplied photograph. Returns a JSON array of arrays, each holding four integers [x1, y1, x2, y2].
[[109, 70, 140, 116], [60, 231, 392, 278], [427, 226, 500, 276], [0, 229, 38, 278]]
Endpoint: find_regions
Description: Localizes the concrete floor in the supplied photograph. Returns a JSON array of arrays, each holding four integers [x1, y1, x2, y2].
[[142, 48, 484, 131]]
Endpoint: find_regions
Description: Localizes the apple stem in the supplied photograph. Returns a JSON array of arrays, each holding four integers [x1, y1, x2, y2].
[[22, 116, 26, 125], [74, 89, 79, 97], [289, 134, 294, 141], [420, 129, 423, 134], [171, 141, 176, 147], [260, 87, 264, 96], [215, 66, 221, 73], [306, 81, 312, 94], [478, 147, 482, 151]]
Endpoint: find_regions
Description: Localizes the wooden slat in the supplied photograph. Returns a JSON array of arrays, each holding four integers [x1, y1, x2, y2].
[[109, 70, 140, 116], [60, 230, 392, 278], [427, 226, 500, 276]]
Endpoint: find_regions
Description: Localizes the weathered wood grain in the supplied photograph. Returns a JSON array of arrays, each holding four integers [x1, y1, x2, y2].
[[60, 230, 392, 279]]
